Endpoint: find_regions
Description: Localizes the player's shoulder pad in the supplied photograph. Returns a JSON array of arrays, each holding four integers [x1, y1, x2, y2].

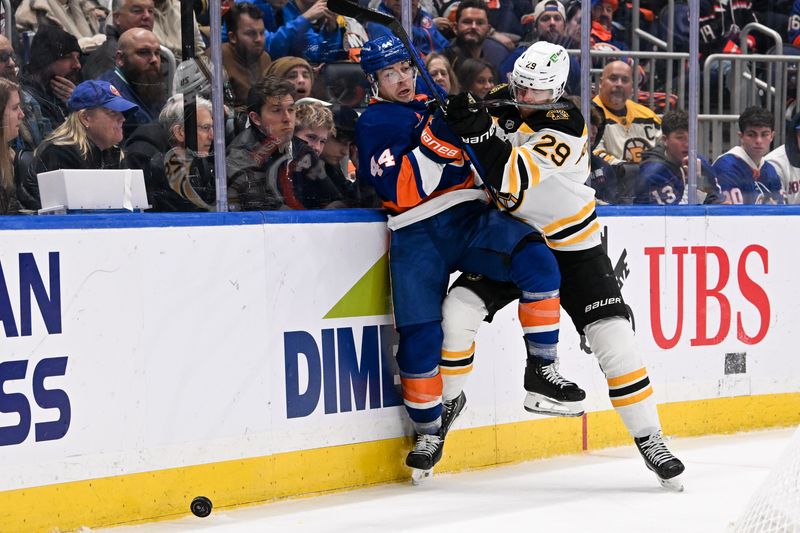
[[524, 98, 586, 137]]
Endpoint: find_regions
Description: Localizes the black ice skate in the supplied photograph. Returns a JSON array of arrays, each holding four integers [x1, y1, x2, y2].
[[523, 357, 586, 417], [440, 391, 467, 438], [407, 433, 444, 485], [635, 430, 686, 491]]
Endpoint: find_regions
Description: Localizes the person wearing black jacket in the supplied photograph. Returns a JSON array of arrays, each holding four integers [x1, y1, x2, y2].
[[22, 80, 138, 210]]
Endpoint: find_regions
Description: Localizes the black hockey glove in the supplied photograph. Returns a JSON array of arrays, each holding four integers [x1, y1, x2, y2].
[[443, 91, 493, 143], [485, 83, 523, 133]]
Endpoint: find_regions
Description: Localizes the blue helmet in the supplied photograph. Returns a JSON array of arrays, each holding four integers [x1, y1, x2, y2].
[[359, 35, 411, 77]]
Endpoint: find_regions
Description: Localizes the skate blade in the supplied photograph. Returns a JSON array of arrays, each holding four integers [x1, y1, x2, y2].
[[411, 468, 433, 486], [657, 474, 684, 492], [523, 393, 584, 417]]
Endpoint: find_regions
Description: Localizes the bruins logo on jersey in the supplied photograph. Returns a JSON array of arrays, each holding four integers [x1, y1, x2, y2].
[[546, 109, 570, 121], [623, 138, 652, 163], [493, 189, 524, 212]]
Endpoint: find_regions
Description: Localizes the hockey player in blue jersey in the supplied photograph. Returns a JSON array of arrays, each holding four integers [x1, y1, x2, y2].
[[712, 106, 785, 205], [355, 35, 582, 482], [634, 109, 723, 205]]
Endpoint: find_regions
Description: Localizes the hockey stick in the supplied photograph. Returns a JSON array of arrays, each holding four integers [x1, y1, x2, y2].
[[327, 0, 448, 111], [475, 100, 572, 111]]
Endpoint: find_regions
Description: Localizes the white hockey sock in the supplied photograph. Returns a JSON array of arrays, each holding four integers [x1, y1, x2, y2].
[[440, 286, 487, 401], [584, 317, 661, 438]]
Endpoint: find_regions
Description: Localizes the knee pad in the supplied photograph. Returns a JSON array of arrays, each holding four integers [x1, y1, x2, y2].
[[584, 316, 641, 378], [442, 286, 488, 351]]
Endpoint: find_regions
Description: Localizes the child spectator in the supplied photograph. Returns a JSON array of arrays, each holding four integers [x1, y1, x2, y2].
[[634, 108, 723, 205], [713, 106, 785, 204], [285, 100, 346, 209], [265, 57, 315, 100]]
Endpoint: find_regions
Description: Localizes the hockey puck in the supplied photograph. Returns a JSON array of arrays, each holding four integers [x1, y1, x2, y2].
[[190, 496, 212, 518]]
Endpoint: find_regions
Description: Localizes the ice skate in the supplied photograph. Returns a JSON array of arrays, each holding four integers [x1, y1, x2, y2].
[[634, 430, 686, 491], [523, 358, 586, 417], [440, 392, 467, 438], [407, 433, 444, 485]]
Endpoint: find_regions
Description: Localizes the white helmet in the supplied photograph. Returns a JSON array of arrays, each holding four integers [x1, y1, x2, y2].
[[510, 41, 570, 102]]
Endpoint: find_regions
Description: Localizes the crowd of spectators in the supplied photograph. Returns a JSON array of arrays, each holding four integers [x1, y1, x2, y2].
[[0, 0, 799, 215]]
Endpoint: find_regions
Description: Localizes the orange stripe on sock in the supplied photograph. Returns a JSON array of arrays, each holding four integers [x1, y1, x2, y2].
[[607, 367, 648, 388], [401, 374, 443, 404], [519, 298, 560, 328], [441, 343, 475, 360], [610, 386, 653, 407]]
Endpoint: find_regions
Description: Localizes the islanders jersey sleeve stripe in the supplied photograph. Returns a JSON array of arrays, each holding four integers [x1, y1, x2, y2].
[[396, 155, 424, 207], [418, 120, 465, 165]]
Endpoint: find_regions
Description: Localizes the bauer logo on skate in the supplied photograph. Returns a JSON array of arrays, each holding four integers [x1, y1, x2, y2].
[[645, 245, 770, 349], [0, 251, 70, 447], [283, 325, 402, 418]]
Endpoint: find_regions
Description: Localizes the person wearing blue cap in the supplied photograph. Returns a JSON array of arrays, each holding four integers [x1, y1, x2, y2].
[[21, 80, 139, 210]]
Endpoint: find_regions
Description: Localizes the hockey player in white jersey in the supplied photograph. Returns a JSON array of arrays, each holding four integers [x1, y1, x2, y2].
[[441, 41, 686, 490]]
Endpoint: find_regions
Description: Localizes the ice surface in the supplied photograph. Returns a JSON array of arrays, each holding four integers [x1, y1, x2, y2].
[[102, 428, 796, 533]]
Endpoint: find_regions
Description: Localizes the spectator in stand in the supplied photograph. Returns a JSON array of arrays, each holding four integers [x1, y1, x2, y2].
[[272, 0, 345, 60], [521, 0, 574, 48], [99, 28, 167, 139], [790, 2, 800, 47], [216, 2, 273, 112], [82, 0, 156, 80], [19, 26, 82, 136], [160, 94, 216, 210], [501, 0, 580, 91], [590, 0, 626, 50], [0, 35, 48, 158], [16, 0, 106, 51], [713, 106, 784, 204], [445, 0, 510, 72], [322, 104, 378, 207], [698, 0, 758, 58], [366, 0, 450, 56], [765, 111, 800, 204], [456, 58, 495, 100], [426, 52, 460, 95], [585, 101, 623, 204], [634, 109, 723, 205], [284, 100, 346, 209], [23, 80, 138, 210], [227, 76, 295, 211], [0, 79, 24, 215], [593, 60, 661, 164], [565, 0, 582, 45], [265, 57, 314, 100], [152, 0, 206, 60]]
